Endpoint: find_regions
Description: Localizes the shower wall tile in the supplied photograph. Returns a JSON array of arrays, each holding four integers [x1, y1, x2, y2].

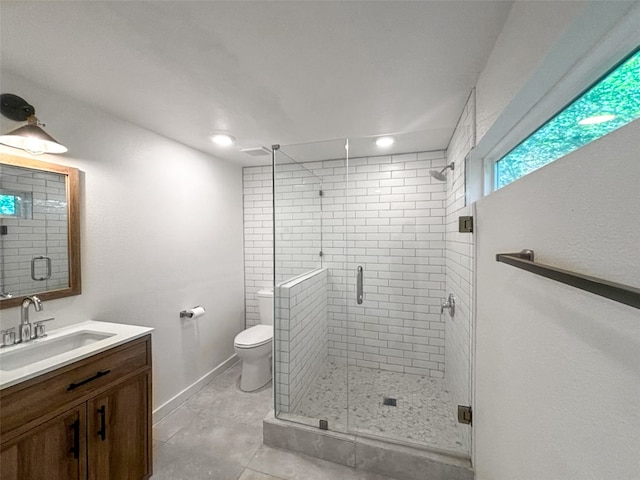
[[319, 152, 447, 378], [243, 166, 274, 328], [275, 268, 328, 413], [444, 90, 475, 454], [243, 163, 324, 328], [243, 150, 448, 378], [273, 162, 323, 284]]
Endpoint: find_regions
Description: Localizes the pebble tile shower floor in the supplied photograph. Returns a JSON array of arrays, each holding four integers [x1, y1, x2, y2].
[[282, 364, 469, 455], [152, 361, 402, 480]]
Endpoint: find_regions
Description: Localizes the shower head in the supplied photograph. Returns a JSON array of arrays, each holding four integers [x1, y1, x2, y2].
[[429, 162, 454, 181]]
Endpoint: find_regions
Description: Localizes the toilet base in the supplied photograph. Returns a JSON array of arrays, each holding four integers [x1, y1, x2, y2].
[[239, 356, 271, 392]]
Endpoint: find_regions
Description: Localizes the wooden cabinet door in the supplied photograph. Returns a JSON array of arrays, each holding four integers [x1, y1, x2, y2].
[[0, 405, 86, 480], [87, 373, 151, 480]]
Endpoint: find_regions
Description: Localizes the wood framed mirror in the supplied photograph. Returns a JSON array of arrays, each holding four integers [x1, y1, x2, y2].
[[0, 153, 81, 309]]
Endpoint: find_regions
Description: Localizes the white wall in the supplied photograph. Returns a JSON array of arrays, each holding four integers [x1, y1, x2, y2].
[[475, 0, 586, 143], [463, 3, 640, 476], [0, 72, 245, 412], [468, 1, 640, 202], [474, 120, 640, 480]]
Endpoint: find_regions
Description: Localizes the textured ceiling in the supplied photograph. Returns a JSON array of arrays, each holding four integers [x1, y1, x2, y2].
[[0, 1, 513, 165]]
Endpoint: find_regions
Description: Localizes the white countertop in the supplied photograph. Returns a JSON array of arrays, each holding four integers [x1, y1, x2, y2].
[[0, 320, 153, 390]]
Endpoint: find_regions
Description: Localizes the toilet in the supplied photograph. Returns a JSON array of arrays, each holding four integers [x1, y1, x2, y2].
[[234, 288, 273, 392]]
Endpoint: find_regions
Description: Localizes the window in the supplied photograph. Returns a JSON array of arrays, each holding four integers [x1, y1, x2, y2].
[[0, 190, 32, 218], [0, 194, 17, 216], [495, 48, 640, 189]]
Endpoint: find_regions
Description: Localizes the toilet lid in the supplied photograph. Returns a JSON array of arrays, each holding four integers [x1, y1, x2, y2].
[[234, 325, 273, 347]]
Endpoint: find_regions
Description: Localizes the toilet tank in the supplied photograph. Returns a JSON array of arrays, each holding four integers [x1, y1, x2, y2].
[[256, 288, 274, 325]]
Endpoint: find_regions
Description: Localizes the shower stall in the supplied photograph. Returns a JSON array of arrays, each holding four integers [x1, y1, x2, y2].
[[270, 133, 472, 461]]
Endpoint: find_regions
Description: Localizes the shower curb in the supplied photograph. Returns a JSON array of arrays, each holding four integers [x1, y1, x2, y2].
[[263, 412, 473, 480]]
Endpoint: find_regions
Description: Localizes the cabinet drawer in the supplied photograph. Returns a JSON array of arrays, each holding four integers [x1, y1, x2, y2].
[[0, 335, 150, 441]]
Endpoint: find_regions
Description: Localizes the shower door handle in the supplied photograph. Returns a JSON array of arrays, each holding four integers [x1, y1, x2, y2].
[[356, 266, 363, 304], [31, 256, 52, 281]]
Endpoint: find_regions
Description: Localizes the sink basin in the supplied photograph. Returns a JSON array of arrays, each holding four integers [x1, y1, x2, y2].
[[0, 331, 115, 372], [0, 321, 153, 390]]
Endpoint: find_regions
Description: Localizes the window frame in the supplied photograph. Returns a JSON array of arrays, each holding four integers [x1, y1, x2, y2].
[[464, 4, 640, 204], [493, 45, 640, 190]]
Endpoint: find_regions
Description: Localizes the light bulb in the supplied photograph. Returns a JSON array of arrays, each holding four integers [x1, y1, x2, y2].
[[210, 134, 235, 146], [375, 136, 395, 148]]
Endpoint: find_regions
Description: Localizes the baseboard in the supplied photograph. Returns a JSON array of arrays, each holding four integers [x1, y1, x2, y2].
[[153, 354, 239, 424]]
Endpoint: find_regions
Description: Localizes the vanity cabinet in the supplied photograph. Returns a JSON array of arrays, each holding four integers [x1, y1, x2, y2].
[[0, 335, 152, 480], [87, 374, 150, 480], [0, 406, 86, 480]]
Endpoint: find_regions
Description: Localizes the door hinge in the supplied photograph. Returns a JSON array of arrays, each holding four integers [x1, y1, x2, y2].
[[458, 216, 473, 233], [458, 405, 472, 425], [319, 190, 323, 197]]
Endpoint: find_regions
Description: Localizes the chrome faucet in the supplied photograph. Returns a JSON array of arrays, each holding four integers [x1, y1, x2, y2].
[[19, 295, 43, 342], [440, 293, 456, 318]]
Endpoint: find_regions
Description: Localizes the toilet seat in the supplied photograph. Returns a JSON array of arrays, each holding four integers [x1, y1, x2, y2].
[[234, 325, 272, 348]]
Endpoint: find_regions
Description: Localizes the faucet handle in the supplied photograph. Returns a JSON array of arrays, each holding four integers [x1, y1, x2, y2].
[[1, 327, 16, 347], [440, 294, 456, 318], [33, 318, 55, 339]]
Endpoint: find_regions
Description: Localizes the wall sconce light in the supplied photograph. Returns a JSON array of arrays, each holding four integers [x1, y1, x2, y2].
[[0, 93, 68, 155]]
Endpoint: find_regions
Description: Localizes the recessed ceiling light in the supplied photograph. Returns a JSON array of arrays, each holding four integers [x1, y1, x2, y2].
[[210, 133, 235, 146], [375, 136, 395, 148], [578, 114, 616, 125]]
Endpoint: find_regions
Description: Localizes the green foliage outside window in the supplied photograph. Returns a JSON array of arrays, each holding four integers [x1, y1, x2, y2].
[[496, 49, 640, 189], [0, 194, 16, 216]]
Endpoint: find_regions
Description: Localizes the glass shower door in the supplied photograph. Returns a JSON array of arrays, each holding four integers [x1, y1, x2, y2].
[[343, 135, 470, 455], [271, 132, 472, 458]]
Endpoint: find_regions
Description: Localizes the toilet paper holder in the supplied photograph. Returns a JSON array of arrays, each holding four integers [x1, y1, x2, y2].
[[179, 306, 206, 319]]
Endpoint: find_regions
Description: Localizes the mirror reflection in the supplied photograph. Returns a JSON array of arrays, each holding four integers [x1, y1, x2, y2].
[[0, 154, 80, 308]]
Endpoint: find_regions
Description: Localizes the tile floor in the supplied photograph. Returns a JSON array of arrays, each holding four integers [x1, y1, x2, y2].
[[152, 361, 402, 480], [284, 363, 469, 455]]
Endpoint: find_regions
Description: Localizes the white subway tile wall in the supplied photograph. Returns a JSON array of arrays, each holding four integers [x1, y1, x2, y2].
[[444, 91, 475, 453], [244, 150, 449, 378], [0, 165, 69, 297], [275, 268, 328, 413], [243, 165, 274, 328], [243, 162, 324, 329], [274, 162, 323, 284], [323, 152, 448, 377]]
